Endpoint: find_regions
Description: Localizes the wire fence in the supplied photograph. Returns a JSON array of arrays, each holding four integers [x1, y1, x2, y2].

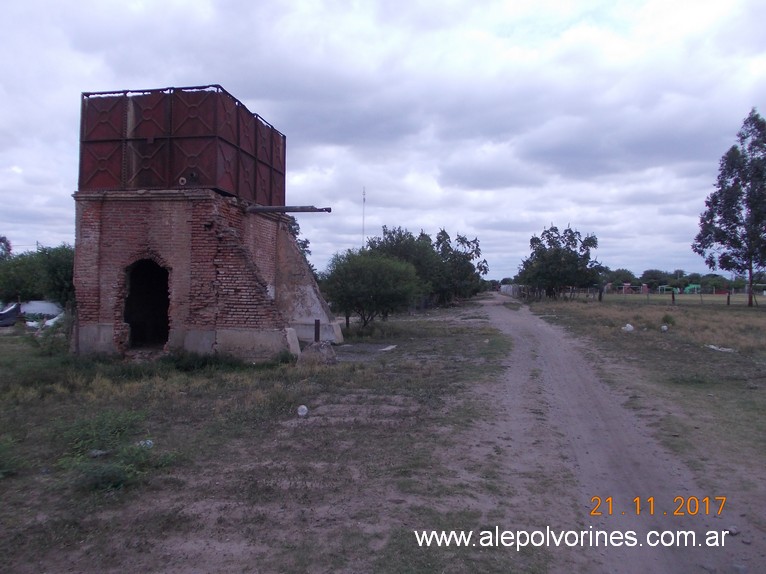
[[500, 284, 761, 307]]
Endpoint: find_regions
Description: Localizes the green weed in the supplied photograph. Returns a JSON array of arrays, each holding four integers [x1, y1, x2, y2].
[[54, 409, 174, 491]]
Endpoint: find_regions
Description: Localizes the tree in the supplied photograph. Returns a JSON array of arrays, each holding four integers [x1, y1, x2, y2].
[[285, 216, 317, 279], [366, 226, 445, 299], [700, 273, 728, 293], [692, 108, 766, 306], [0, 251, 44, 303], [0, 243, 74, 307], [37, 244, 75, 308], [0, 236, 11, 262], [321, 250, 422, 327], [286, 216, 311, 258], [432, 229, 489, 303], [639, 269, 670, 291], [365, 225, 488, 305], [603, 267, 638, 286], [516, 225, 601, 298]]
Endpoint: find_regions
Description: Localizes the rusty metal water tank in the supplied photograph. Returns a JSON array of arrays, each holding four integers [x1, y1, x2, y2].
[[78, 84, 286, 205]]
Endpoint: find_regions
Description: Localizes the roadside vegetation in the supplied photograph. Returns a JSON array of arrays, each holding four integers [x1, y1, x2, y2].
[[320, 226, 491, 328]]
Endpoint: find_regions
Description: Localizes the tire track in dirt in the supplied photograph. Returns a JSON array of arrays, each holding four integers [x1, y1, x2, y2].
[[477, 294, 744, 574]]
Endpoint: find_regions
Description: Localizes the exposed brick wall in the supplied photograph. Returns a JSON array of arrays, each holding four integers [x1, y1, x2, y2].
[[247, 215, 278, 289], [74, 188, 287, 355], [209, 199, 283, 329], [73, 199, 103, 324], [188, 200, 219, 328]]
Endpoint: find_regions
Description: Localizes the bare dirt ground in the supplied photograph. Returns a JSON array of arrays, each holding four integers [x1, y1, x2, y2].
[[474, 293, 764, 573], [3, 294, 764, 573]]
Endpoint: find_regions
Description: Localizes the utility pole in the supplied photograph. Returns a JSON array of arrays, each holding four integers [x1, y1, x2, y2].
[[362, 187, 366, 247]]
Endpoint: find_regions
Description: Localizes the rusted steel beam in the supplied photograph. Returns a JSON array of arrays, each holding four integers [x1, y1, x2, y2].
[[246, 206, 332, 213]]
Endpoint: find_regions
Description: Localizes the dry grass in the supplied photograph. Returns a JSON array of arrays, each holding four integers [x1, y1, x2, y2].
[[537, 295, 766, 356], [527, 297, 766, 515], [601, 291, 757, 307], [0, 304, 549, 574]]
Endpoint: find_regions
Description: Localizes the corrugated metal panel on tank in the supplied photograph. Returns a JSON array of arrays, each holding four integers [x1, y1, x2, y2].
[[77, 85, 286, 205]]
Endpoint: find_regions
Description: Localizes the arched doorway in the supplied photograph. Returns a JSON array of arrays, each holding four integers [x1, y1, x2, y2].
[[124, 259, 169, 348]]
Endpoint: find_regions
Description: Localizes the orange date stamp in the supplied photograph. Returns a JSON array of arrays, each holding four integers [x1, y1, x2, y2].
[[590, 496, 727, 517]]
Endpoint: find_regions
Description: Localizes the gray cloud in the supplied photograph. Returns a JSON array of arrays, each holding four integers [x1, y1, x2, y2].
[[0, 0, 763, 281]]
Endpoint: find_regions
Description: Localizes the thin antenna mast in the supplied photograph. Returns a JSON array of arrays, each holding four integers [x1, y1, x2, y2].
[[362, 187, 366, 246]]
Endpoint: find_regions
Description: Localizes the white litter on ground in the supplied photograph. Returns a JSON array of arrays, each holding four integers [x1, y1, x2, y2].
[[706, 345, 735, 353]]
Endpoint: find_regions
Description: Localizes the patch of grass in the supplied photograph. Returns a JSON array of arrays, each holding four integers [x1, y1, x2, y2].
[[478, 332, 513, 362], [159, 350, 250, 372], [54, 409, 175, 491], [58, 409, 146, 457], [655, 415, 697, 456], [665, 374, 715, 387], [0, 335, 76, 396], [460, 312, 488, 320], [70, 460, 135, 491], [2, 515, 90, 557], [0, 435, 24, 478], [342, 317, 449, 341], [445, 399, 487, 430]]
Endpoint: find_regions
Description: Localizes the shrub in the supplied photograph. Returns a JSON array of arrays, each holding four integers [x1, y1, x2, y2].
[[55, 409, 175, 491], [60, 410, 146, 457], [661, 314, 676, 326]]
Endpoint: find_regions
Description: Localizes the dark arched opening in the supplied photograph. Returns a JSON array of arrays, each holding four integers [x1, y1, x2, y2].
[[124, 259, 169, 348]]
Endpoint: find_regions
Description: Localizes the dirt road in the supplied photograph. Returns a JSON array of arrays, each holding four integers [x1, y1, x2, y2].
[[474, 293, 759, 573]]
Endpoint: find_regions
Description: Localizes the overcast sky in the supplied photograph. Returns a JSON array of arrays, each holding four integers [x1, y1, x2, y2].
[[1, 0, 764, 280]]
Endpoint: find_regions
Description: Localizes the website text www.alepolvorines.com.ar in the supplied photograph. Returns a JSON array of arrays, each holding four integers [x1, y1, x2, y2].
[[414, 526, 731, 551]]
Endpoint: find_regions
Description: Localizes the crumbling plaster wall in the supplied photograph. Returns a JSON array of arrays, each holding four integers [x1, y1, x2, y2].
[[274, 222, 343, 343]]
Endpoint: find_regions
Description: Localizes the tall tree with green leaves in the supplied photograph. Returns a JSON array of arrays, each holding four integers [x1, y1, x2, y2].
[[0, 243, 74, 307], [516, 225, 601, 298], [692, 108, 766, 306], [37, 244, 75, 308], [639, 269, 670, 291], [321, 249, 422, 327], [432, 229, 489, 303], [365, 225, 488, 305], [603, 267, 638, 286], [0, 249, 45, 304], [366, 226, 445, 297]]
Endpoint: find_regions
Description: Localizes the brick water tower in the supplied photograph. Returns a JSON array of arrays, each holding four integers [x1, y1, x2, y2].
[[73, 85, 341, 359]]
